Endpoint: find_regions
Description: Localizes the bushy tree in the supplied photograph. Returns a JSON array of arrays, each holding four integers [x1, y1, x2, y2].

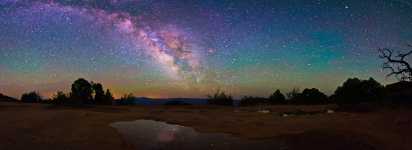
[[296, 88, 328, 105], [52, 91, 69, 105], [239, 96, 268, 106], [269, 90, 286, 104], [71, 78, 93, 104], [51, 79, 114, 105], [332, 77, 384, 105], [92, 83, 105, 104], [92, 82, 114, 105], [21, 91, 42, 103], [208, 90, 233, 106]]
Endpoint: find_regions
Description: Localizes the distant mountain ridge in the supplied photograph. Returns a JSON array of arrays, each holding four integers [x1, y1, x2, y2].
[[117, 97, 209, 105], [0, 93, 18, 102], [114, 97, 241, 106]]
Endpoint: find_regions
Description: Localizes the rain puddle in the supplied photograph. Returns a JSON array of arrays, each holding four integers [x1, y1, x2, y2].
[[110, 120, 285, 150]]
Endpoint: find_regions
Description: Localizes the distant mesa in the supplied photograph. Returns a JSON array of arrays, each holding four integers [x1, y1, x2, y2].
[[164, 100, 192, 105], [0, 93, 18, 102], [114, 97, 209, 105]]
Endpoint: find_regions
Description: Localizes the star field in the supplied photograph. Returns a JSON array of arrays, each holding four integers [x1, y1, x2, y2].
[[1, 0, 411, 98]]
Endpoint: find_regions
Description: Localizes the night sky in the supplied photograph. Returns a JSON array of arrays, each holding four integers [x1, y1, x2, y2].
[[1, 0, 411, 98]]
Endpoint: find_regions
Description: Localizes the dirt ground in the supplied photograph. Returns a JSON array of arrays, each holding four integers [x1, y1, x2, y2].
[[0, 101, 411, 150]]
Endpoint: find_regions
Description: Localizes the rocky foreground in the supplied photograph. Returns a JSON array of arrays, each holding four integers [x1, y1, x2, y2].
[[0, 102, 411, 150]]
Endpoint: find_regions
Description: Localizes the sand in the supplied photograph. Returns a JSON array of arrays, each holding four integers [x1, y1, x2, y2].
[[0, 102, 411, 150]]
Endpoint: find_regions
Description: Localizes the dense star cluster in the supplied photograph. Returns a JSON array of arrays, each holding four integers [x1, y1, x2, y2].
[[1, 0, 411, 98]]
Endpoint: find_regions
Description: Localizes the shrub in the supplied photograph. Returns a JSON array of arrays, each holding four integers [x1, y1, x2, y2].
[[239, 96, 268, 106], [285, 88, 301, 101], [118, 93, 135, 105], [208, 90, 233, 106], [285, 88, 328, 105], [104, 89, 114, 105], [51, 91, 70, 105], [332, 77, 384, 105], [268, 90, 286, 104], [296, 88, 328, 105], [21, 91, 42, 103]]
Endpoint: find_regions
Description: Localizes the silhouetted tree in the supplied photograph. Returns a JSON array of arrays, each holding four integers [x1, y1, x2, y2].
[[91, 82, 114, 105], [239, 96, 268, 106], [118, 93, 135, 105], [71, 78, 93, 104], [208, 90, 233, 106], [104, 89, 114, 105], [378, 46, 412, 81], [268, 90, 286, 104], [52, 91, 69, 105], [332, 77, 384, 105], [294, 88, 328, 105], [21, 91, 42, 103], [92, 82, 105, 104], [286, 88, 301, 101]]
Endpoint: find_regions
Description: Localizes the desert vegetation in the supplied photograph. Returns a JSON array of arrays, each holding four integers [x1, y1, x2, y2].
[[117, 93, 136, 105], [206, 77, 411, 109], [205, 46, 412, 108], [13, 78, 115, 106], [207, 90, 234, 105], [1, 46, 409, 109], [4, 77, 410, 109], [20, 91, 43, 103]]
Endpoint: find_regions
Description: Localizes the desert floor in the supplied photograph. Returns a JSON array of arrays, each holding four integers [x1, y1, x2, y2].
[[0, 102, 411, 150]]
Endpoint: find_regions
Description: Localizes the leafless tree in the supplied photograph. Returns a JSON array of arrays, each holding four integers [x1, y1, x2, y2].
[[378, 45, 412, 81]]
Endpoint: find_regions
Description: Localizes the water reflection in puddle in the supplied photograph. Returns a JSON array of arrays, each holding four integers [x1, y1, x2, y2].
[[110, 120, 284, 150]]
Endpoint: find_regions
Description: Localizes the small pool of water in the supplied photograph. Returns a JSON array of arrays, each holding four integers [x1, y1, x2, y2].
[[110, 120, 284, 150]]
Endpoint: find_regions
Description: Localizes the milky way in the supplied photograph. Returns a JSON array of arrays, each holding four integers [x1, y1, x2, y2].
[[20, 0, 206, 82], [1, 0, 411, 98]]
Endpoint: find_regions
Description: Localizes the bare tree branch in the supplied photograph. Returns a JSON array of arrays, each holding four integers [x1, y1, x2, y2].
[[378, 46, 412, 81]]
